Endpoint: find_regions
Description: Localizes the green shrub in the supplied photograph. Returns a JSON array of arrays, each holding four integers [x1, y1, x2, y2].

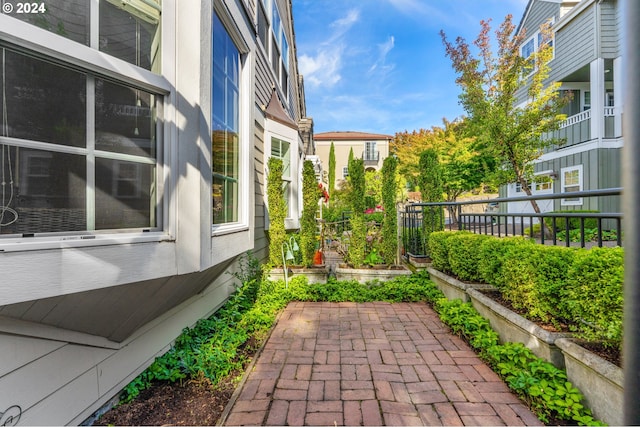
[[500, 245, 577, 322], [300, 160, 319, 267], [477, 236, 534, 289], [446, 233, 491, 282], [544, 210, 599, 231], [267, 157, 286, 267], [381, 156, 398, 264], [428, 231, 458, 272], [565, 247, 624, 348]]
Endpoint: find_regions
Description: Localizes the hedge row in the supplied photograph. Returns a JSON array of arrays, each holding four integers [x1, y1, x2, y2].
[[429, 231, 624, 349]]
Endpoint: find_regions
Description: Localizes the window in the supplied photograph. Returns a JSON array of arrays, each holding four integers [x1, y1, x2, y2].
[[561, 165, 583, 206], [520, 18, 555, 74], [4, 0, 161, 73], [0, 46, 159, 236], [364, 141, 378, 161], [271, 137, 291, 216], [256, 0, 289, 99], [342, 167, 349, 179], [584, 91, 591, 111], [212, 13, 241, 225]]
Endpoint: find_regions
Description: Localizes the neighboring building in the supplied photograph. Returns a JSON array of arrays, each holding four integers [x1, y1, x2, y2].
[[0, 0, 311, 424], [314, 131, 393, 189], [503, 0, 622, 215]]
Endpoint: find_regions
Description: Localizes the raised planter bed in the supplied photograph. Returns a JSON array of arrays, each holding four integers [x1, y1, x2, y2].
[[427, 267, 570, 368], [407, 254, 431, 269], [466, 288, 570, 369], [555, 338, 623, 426], [335, 264, 411, 283], [269, 266, 328, 284], [427, 267, 494, 302]]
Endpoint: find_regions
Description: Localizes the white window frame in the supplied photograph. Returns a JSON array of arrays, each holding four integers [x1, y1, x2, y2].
[[520, 18, 555, 75], [342, 166, 349, 179], [0, 8, 170, 251], [561, 165, 583, 206], [211, 9, 251, 235]]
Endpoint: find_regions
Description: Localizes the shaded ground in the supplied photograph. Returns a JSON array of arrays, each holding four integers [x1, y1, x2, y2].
[[95, 375, 238, 426]]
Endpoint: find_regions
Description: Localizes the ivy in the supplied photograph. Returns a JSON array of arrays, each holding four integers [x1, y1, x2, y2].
[[300, 160, 318, 267], [267, 157, 286, 267], [381, 155, 398, 265]]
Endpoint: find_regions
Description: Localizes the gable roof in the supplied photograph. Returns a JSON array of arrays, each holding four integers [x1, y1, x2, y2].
[[314, 131, 393, 141], [264, 89, 297, 129]]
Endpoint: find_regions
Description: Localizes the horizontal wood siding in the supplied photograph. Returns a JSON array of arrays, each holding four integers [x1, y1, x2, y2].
[[548, 6, 595, 83], [520, 1, 559, 38], [598, 148, 622, 212], [600, 0, 618, 57]]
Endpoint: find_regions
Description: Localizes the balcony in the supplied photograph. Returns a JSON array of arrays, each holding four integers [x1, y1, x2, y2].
[[362, 150, 380, 166], [543, 107, 622, 151]]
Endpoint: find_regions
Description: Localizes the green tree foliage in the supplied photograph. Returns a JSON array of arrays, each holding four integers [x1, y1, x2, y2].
[[365, 170, 382, 209], [419, 149, 444, 254], [300, 160, 318, 267], [347, 158, 366, 267], [381, 156, 398, 265], [267, 157, 286, 266], [441, 15, 569, 214], [328, 141, 336, 194]]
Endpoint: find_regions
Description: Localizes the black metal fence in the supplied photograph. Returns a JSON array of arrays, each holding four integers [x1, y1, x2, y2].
[[401, 188, 623, 258]]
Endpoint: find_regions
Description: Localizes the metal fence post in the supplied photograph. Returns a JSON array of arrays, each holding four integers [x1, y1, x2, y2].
[[623, 0, 640, 423]]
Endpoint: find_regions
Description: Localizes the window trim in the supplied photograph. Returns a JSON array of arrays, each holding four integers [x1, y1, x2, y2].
[[520, 17, 555, 75], [561, 165, 583, 206], [0, 6, 169, 248], [211, 8, 251, 236]]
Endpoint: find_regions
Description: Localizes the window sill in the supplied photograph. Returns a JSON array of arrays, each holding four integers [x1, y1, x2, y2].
[[211, 224, 250, 237], [0, 231, 174, 253]]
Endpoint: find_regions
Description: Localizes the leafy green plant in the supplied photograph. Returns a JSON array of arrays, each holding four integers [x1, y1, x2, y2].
[[477, 236, 534, 290], [428, 231, 457, 272], [347, 158, 366, 268], [363, 248, 384, 267], [300, 160, 319, 267], [446, 233, 491, 281], [267, 157, 286, 267], [565, 247, 624, 348], [544, 210, 599, 231], [380, 156, 399, 264]]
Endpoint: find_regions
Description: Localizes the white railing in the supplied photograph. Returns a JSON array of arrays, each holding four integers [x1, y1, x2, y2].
[[560, 109, 591, 128], [604, 106, 616, 116]]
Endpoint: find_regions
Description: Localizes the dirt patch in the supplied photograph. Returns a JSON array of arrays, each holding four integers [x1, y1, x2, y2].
[[94, 377, 235, 426]]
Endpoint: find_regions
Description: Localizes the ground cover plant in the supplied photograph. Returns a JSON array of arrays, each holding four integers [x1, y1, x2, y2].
[[98, 261, 604, 425]]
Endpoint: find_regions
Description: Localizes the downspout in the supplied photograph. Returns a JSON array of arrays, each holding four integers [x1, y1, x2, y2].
[[623, 0, 640, 424]]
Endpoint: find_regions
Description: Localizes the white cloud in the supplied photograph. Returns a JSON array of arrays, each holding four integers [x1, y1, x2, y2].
[[298, 9, 360, 88], [368, 36, 396, 76]]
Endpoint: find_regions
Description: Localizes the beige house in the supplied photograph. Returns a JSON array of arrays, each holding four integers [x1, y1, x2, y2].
[[314, 131, 393, 189], [0, 0, 311, 424]]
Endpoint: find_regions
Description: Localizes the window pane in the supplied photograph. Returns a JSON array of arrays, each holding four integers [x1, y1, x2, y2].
[[212, 13, 240, 225], [3, 0, 89, 45], [99, 0, 161, 72], [257, 2, 269, 48], [95, 158, 156, 229], [96, 79, 156, 157], [0, 48, 86, 147], [0, 145, 86, 235]]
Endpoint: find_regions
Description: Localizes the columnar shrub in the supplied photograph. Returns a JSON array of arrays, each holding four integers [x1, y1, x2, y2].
[[565, 247, 624, 347], [267, 157, 286, 266], [328, 141, 336, 196], [300, 160, 318, 267], [381, 156, 398, 265], [419, 149, 444, 255], [446, 233, 491, 282], [347, 158, 366, 267]]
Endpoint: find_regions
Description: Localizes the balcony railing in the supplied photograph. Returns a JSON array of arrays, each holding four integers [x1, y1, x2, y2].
[[362, 151, 380, 164], [400, 188, 623, 259]]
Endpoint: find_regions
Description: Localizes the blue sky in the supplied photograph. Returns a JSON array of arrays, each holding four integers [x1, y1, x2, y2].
[[292, 0, 529, 135]]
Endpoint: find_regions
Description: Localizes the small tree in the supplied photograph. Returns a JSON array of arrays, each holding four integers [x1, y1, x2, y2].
[[381, 156, 398, 265], [419, 149, 444, 256], [267, 157, 286, 266], [347, 157, 366, 268], [328, 141, 336, 195], [441, 15, 569, 216], [300, 160, 319, 267]]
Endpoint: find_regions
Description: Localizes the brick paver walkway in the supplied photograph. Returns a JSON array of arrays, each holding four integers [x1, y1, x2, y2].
[[224, 301, 543, 426]]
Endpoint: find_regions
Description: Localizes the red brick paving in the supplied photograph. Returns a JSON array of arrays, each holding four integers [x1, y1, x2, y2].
[[224, 302, 543, 426]]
